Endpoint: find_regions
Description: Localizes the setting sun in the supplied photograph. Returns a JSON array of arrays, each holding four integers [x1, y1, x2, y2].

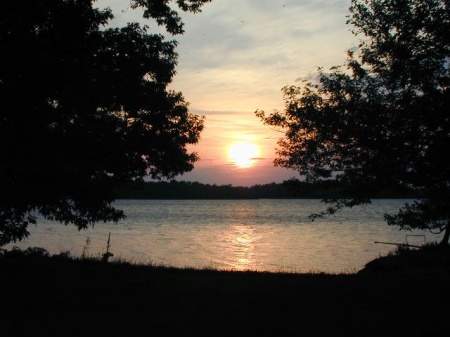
[[228, 142, 259, 168]]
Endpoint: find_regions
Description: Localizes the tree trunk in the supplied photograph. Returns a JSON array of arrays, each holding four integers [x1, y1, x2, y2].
[[439, 221, 450, 246]]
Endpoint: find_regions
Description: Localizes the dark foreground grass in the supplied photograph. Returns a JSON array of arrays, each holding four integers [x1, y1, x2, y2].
[[1, 247, 450, 337]]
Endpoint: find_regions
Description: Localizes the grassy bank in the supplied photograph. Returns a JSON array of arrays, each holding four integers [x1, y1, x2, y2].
[[1, 245, 449, 336]]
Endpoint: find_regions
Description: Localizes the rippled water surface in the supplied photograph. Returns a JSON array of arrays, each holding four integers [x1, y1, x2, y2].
[[6, 199, 441, 273]]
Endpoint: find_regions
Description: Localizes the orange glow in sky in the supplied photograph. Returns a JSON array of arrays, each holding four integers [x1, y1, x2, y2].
[[96, 0, 357, 186]]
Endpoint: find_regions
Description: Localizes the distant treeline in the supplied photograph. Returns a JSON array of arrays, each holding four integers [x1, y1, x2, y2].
[[116, 179, 422, 200]]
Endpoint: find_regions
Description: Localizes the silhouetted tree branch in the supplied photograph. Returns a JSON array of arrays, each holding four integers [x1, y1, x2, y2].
[[0, 0, 211, 245], [257, 0, 450, 245]]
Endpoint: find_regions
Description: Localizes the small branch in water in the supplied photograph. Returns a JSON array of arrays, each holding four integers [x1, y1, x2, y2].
[[102, 232, 114, 262], [374, 241, 422, 249]]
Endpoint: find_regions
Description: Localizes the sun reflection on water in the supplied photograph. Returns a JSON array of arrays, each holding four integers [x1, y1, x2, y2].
[[220, 224, 260, 271]]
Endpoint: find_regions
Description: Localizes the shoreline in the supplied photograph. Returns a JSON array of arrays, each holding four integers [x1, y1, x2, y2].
[[2, 246, 449, 336]]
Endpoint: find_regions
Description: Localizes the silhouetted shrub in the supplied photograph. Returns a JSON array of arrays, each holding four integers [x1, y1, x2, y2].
[[0, 246, 50, 258]]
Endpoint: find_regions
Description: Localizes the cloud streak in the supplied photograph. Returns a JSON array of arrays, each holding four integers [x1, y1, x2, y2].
[[96, 0, 357, 186]]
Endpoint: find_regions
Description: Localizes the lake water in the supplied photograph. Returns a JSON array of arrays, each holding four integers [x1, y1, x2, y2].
[[4, 199, 442, 273]]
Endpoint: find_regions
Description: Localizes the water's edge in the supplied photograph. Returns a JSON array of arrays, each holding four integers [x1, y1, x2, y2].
[[4, 199, 441, 273]]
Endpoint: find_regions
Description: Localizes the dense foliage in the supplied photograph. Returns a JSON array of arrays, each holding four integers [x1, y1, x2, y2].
[[0, 0, 210, 245], [117, 179, 421, 200], [257, 0, 450, 244]]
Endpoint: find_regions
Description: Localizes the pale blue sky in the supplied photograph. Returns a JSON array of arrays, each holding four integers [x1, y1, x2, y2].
[[95, 0, 358, 186]]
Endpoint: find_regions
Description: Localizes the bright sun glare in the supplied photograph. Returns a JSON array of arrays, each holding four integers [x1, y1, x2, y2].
[[228, 142, 259, 168]]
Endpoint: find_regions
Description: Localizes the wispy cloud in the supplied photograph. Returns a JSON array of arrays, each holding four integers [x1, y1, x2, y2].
[[95, 0, 356, 185]]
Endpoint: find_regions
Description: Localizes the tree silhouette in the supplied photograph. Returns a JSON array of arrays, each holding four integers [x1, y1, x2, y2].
[[0, 0, 210, 245], [256, 0, 450, 245]]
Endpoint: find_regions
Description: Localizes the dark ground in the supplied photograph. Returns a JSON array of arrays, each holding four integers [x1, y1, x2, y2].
[[1, 251, 449, 337]]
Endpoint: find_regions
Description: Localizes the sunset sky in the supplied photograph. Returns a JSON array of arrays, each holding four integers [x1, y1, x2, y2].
[[96, 0, 358, 186]]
